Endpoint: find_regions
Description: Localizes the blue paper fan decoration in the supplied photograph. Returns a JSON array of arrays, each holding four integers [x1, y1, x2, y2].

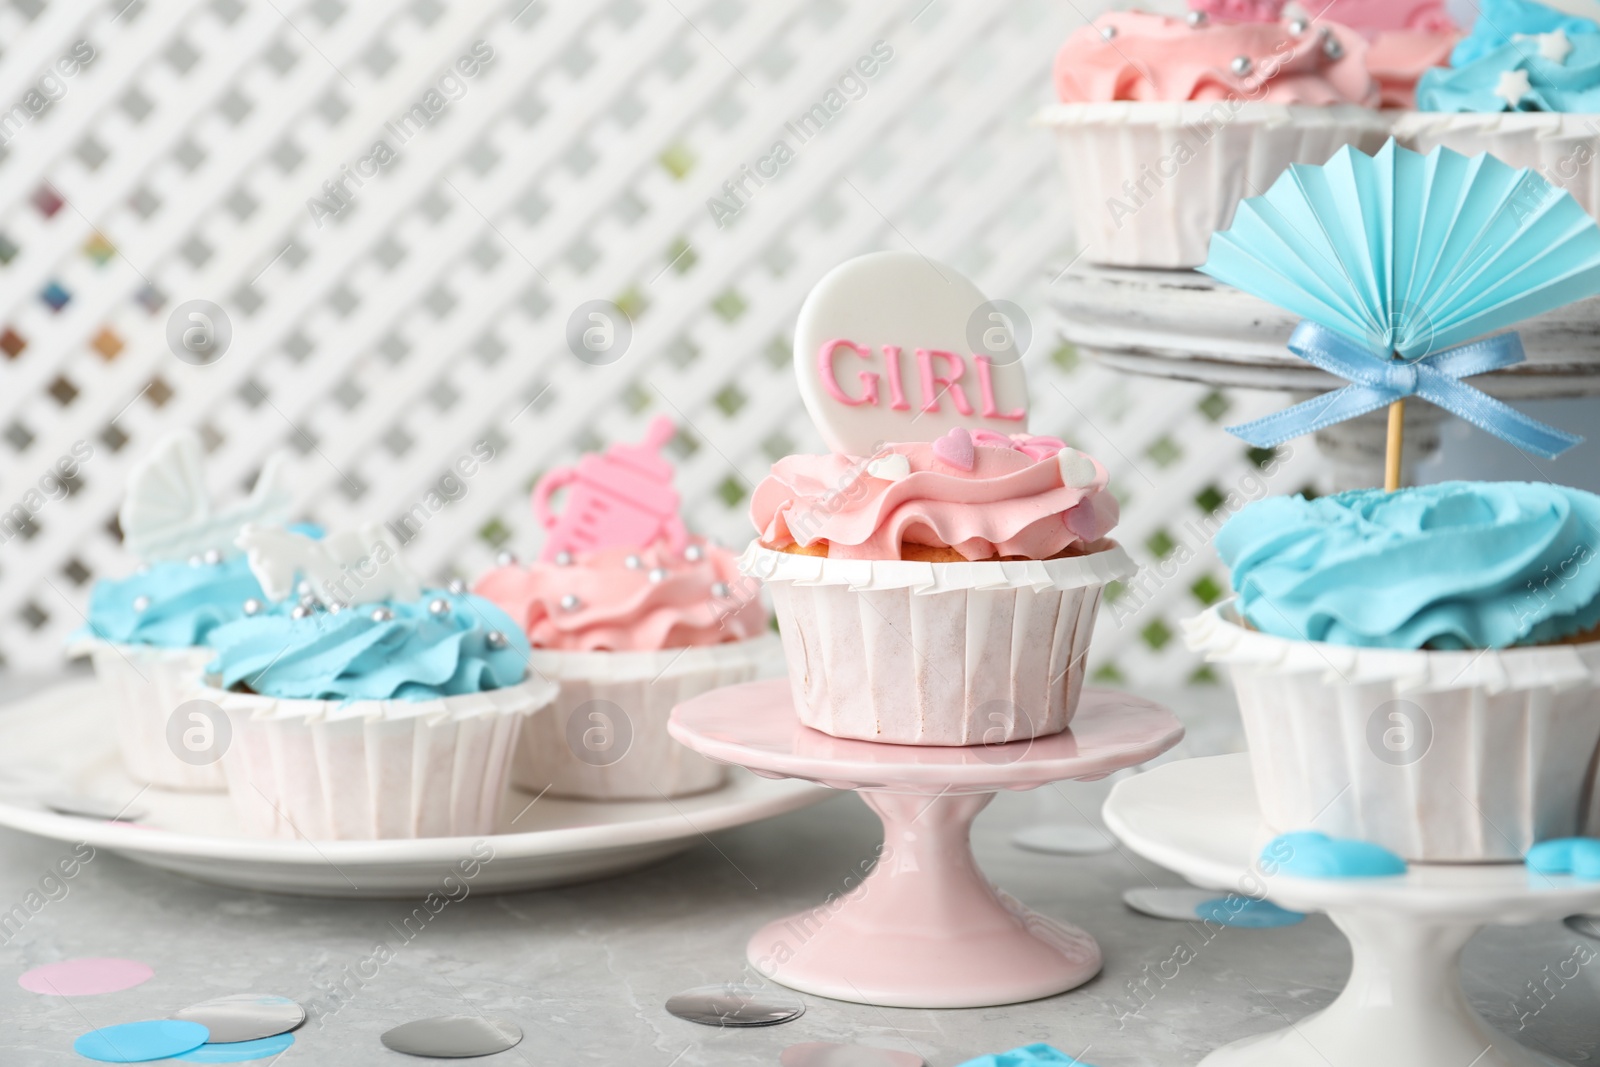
[[1201, 139, 1598, 458]]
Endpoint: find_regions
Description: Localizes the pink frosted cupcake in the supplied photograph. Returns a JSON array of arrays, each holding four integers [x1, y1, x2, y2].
[[1038, 0, 1390, 267], [476, 419, 777, 800], [746, 428, 1133, 746]]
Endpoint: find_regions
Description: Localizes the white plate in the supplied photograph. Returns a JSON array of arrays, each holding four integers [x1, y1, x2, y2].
[[0, 681, 829, 898]]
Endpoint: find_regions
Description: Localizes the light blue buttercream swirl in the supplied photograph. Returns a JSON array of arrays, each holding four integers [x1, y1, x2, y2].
[[1216, 482, 1600, 650], [206, 590, 531, 701], [81, 555, 268, 649], [1447, 0, 1599, 68], [1421, 0, 1600, 111]]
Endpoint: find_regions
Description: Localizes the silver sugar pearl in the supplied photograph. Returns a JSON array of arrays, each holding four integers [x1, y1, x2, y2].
[[496, 550, 517, 567], [371, 606, 394, 622], [1230, 55, 1253, 76], [1322, 33, 1344, 59], [299, 594, 319, 611], [296, 580, 312, 597], [1186, 9, 1207, 26], [485, 630, 508, 649], [684, 544, 704, 562], [447, 579, 466, 595], [202, 548, 223, 565], [327, 600, 343, 615], [648, 567, 668, 583], [711, 581, 730, 598], [428, 597, 450, 615], [559, 594, 582, 612], [1099, 23, 1116, 40], [242, 598, 263, 616], [624, 554, 643, 570], [554, 550, 574, 567], [291, 605, 312, 620], [132, 595, 151, 612], [1289, 16, 1309, 34]]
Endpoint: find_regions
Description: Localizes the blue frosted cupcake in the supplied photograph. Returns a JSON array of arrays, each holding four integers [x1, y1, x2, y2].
[[1397, 0, 1600, 219], [202, 530, 556, 840], [1188, 481, 1600, 861], [72, 429, 301, 791]]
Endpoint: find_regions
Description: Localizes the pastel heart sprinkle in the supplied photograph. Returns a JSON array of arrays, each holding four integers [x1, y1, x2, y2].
[[1526, 837, 1600, 880], [1057, 448, 1097, 489], [1265, 831, 1407, 879], [931, 427, 975, 471], [865, 454, 911, 482]]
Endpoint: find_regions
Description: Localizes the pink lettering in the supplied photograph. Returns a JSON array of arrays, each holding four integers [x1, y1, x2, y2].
[[975, 356, 1025, 421], [882, 346, 910, 411], [914, 349, 974, 416], [818, 339, 879, 407]]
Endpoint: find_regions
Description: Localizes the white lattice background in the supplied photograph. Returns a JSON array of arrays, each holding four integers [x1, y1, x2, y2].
[[0, 0, 1321, 684]]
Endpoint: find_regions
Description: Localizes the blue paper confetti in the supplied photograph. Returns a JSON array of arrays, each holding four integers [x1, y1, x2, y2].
[[174, 1032, 294, 1062], [956, 1044, 1094, 1067], [1196, 896, 1305, 928], [74, 1020, 209, 1063]]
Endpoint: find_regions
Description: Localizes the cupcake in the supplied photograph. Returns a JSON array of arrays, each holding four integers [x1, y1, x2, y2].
[[747, 251, 1137, 746], [475, 418, 778, 801], [1187, 482, 1600, 861], [1397, 0, 1600, 217], [69, 432, 294, 791], [203, 524, 555, 839], [748, 430, 1132, 746], [1038, 0, 1390, 268]]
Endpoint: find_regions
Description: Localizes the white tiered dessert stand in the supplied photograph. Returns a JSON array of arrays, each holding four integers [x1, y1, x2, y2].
[[1104, 754, 1600, 1067], [1049, 264, 1600, 491]]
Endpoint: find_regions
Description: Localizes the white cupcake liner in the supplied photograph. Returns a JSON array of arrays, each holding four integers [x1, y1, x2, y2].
[[513, 634, 782, 800], [1037, 102, 1393, 268], [1186, 602, 1600, 862], [744, 543, 1137, 746], [1393, 111, 1600, 220], [203, 676, 557, 840], [72, 640, 224, 792]]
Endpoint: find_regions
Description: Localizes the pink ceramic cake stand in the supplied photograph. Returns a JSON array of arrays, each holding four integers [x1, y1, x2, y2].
[[669, 680, 1184, 1009]]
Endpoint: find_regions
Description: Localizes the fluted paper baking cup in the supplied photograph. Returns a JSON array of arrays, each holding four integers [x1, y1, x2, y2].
[[1186, 602, 1600, 862], [204, 676, 556, 840], [743, 543, 1136, 746], [73, 640, 223, 792], [513, 634, 782, 800], [1037, 102, 1392, 269], [1393, 111, 1600, 221]]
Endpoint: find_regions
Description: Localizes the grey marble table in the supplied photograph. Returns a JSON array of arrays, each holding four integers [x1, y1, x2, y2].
[[1, 677, 1596, 1066]]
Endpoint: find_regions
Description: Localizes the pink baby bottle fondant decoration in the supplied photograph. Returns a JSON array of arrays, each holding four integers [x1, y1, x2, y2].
[[532, 416, 690, 562], [1188, 0, 1287, 23]]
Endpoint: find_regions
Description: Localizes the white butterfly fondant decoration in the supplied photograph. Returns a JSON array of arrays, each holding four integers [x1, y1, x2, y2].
[[236, 523, 422, 607], [119, 431, 296, 562]]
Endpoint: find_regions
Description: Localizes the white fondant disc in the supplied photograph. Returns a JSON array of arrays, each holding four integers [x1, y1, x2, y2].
[[794, 251, 1029, 456]]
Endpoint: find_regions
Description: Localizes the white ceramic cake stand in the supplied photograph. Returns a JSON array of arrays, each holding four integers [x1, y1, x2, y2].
[[669, 680, 1184, 1009], [1103, 754, 1600, 1067]]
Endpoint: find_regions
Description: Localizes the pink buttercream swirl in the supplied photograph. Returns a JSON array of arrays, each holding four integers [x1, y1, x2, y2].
[[1190, 0, 1288, 24], [473, 537, 766, 652], [1365, 29, 1459, 107], [1055, 12, 1379, 106], [750, 437, 1121, 562]]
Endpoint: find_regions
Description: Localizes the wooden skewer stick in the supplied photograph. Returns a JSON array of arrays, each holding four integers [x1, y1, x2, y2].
[[1385, 398, 1406, 492]]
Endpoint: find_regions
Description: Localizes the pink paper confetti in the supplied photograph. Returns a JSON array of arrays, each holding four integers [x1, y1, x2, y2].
[[19, 957, 153, 996]]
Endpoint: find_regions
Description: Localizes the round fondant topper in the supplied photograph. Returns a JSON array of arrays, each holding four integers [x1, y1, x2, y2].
[[794, 251, 1030, 456]]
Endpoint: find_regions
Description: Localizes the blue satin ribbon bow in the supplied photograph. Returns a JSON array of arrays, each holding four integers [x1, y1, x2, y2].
[[1226, 321, 1583, 459]]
